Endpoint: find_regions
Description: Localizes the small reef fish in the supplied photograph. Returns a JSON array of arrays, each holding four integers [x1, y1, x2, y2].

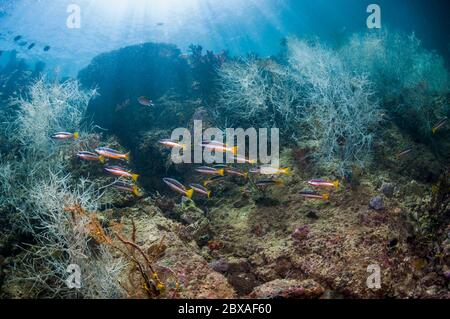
[[299, 190, 330, 200], [250, 166, 290, 175], [203, 140, 228, 147], [233, 155, 257, 164], [137, 96, 154, 107], [213, 164, 247, 177], [43, 45, 51, 52], [95, 147, 130, 161], [189, 183, 212, 198], [18, 41, 27, 47], [13, 35, 22, 42], [255, 179, 284, 188], [224, 167, 248, 178], [195, 166, 225, 176], [51, 132, 79, 140], [308, 179, 339, 188], [76, 151, 105, 163], [113, 181, 142, 196], [159, 139, 186, 150], [203, 176, 225, 187], [163, 178, 194, 199], [432, 117, 447, 134], [27, 43, 35, 50], [200, 141, 238, 155], [104, 166, 139, 182], [396, 147, 413, 159]]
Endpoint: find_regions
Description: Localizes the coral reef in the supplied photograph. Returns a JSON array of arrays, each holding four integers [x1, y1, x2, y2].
[[341, 30, 450, 142], [1, 29, 449, 300]]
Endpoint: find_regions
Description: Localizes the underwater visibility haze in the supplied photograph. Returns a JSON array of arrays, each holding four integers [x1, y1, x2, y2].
[[0, 0, 449, 301]]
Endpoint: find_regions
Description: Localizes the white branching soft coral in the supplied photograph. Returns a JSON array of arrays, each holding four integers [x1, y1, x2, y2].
[[216, 58, 304, 135], [6, 170, 125, 298], [1, 78, 126, 298], [216, 38, 381, 174], [340, 30, 449, 135], [341, 30, 449, 96], [215, 31, 448, 174], [11, 78, 96, 152], [288, 39, 380, 174]]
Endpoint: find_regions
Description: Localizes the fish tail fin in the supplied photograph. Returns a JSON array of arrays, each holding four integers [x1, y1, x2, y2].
[[333, 180, 340, 188], [244, 172, 249, 178], [73, 132, 79, 140], [133, 186, 142, 197], [132, 174, 139, 182], [186, 189, 194, 199], [283, 168, 291, 175], [125, 152, 130, 161], [323, 193, 330, 201], [249, 159, 257, 164], [182, 144, 187, 150], [218, 169, 225, 176], [99, 156, 105, 164], [432, 128, 437, 135], [207, 191, 212, 198], [232, 146, 239, 155], [203, 181, 210, 187]]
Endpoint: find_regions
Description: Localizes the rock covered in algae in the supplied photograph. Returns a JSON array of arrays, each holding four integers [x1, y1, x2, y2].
[[105, 202, 235, 299], [369, 196, 385, 211], [380, 182, 395, 198]]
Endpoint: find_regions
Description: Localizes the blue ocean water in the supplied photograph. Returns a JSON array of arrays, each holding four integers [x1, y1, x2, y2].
[[0, 0, 449, 76]]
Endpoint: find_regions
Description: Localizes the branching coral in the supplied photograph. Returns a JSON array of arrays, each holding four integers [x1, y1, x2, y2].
[[215, 39, 381, 175], [0, 77, 128, 298], [340, 30, 450, 137], [288, 39, 380, 175], [10, 77, 96, 153], [6, 170, 126, 298], [0, 77, 98, 224], [215, 31, 448, 174], [64, 205, 179, 299], [215, 58, 304, 135]]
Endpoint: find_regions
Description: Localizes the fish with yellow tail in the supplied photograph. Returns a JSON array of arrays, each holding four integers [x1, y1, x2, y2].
[[51, 132, 79, 141], [432, 117, 447, 134], [104, 166, 139, 182], [299, 190, 330, 201], [396, 147, 413, 159], [189, 183, 212, 198], [250, 166, 291, 175], [308, 179, 339, 188], [95, 147, 130, 161], [200, 140, 239, 155], [195, 166, 225, 176], [158, 139, 187, 150], [233, 155, 257, 164], [76, 151, 105, 163], [112, 181, 142, 196], [224, 167, 248, 178], [163, 178, 194, 199]]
